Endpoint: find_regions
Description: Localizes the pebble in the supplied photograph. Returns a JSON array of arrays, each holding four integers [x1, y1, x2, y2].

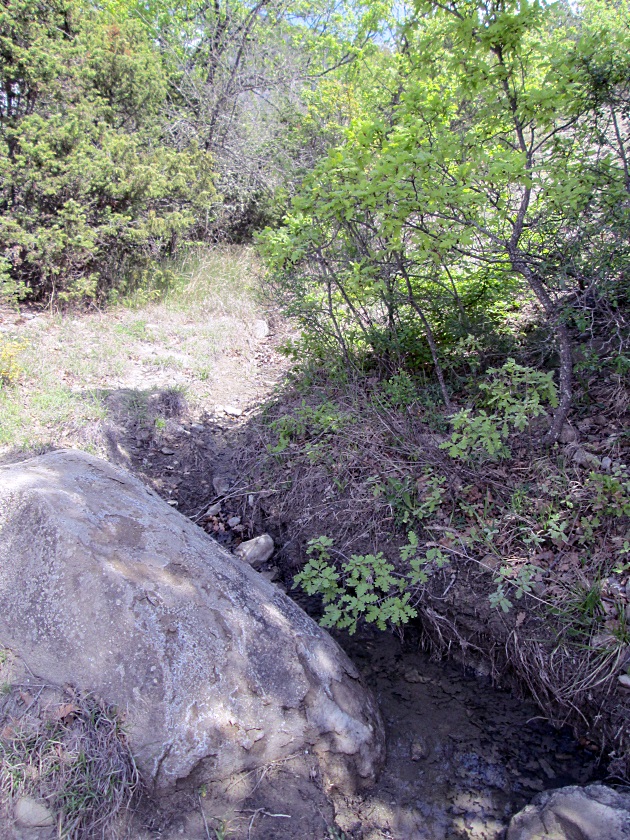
[[601, 456, 612, 471], [224, 405, 243, 417], [572, 448, 600, 468], [204, 502, 222, 517], [618, 674, 630, 689], [559, 424, 578, 443], [253, 319, 270, 340], [212, 475, 230, 496], [167, 500, 178, 506], [235, 534, 274, 568], [161, 447, 175, 455], [14, 796, 54, 828], [410, 737, 429, 761], [227, 516, 241, 527], [403, 668, 428, 684]]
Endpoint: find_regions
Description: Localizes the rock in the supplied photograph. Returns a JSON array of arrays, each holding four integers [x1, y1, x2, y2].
[[618, 674, 630, 689], [212, 475, 231, 496], [410, 737, 429, 761], [204, 502, 222, 517], [227, 515, 241, 527], [591, 632, 617, 649], [601, 456, 613, 472], [161, 447, 175, 455], [14, 796, 54, 828], [559, 424, 578, 444], [403, 668, 425, 684], [0, 451, 384, 796], [572, 448, 601, 469], [235, 534, 275, 568], [223, 405, 243, 417], [253, 319, 270, 340], [506, 784, 630, 840]]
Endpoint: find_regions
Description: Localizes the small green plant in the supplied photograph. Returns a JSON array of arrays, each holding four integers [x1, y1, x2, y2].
[[295, 533, 449, 634], [489, 563, 543, 612], [441, 359, 558, 462], [268, 400, 349, 454], [368, 469, 446, 526], [378, 372, 418, 408], [588, 468, 630, 517], [114, 319, 149, 340]]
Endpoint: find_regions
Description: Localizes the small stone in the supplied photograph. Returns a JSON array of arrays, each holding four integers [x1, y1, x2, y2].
[[560, 424, 578, 443], [572, 448, 600, 468], [224, 405, 243, 417], [212, 476, 230, 496], [520, 777, 545, 792], [253, 319, 270, 340], [260, 567, 280, 582], [161, 447, 175, 455], [204, 502, 222, 517], [591, 633, 616, 649], [14, 796, 55, 828], [618, 674, 630, 689], [410, 738, 429, 761], [601, 456, 613, 472], [403, 668, 426, 683], [235, 534, 274, 568], [227, 516, 241, 528], [538, 757, 557, 780], [167, 500, 178, 506]]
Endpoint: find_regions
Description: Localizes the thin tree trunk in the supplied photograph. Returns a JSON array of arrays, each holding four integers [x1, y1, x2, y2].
[[509, 251, 573, 445], [398, 261, 452, 411]]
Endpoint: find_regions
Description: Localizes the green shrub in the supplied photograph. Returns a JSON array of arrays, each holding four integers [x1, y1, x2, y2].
[[0, 1, 217, 304], [295, 532, 449, 634], [441, 360, 558, 462]]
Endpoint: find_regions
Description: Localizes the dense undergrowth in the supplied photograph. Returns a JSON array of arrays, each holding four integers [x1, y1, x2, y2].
[[237, 303, 630, 775]]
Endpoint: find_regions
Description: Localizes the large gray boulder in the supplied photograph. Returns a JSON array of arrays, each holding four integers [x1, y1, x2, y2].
[[0, 450, 384, 795], [507, 784, 630, 840]]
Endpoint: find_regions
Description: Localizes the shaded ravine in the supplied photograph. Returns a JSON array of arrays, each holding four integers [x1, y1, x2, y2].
[[326, 625, 602, 840], [99, 402, 604, 838]]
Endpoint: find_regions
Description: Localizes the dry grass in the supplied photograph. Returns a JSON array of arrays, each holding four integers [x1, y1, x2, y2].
[[0, 245, 272, 456], [0, 685, 140, 839]]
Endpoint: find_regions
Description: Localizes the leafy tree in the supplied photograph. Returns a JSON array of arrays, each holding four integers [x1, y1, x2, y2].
[[262, 0, 630, 441]]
